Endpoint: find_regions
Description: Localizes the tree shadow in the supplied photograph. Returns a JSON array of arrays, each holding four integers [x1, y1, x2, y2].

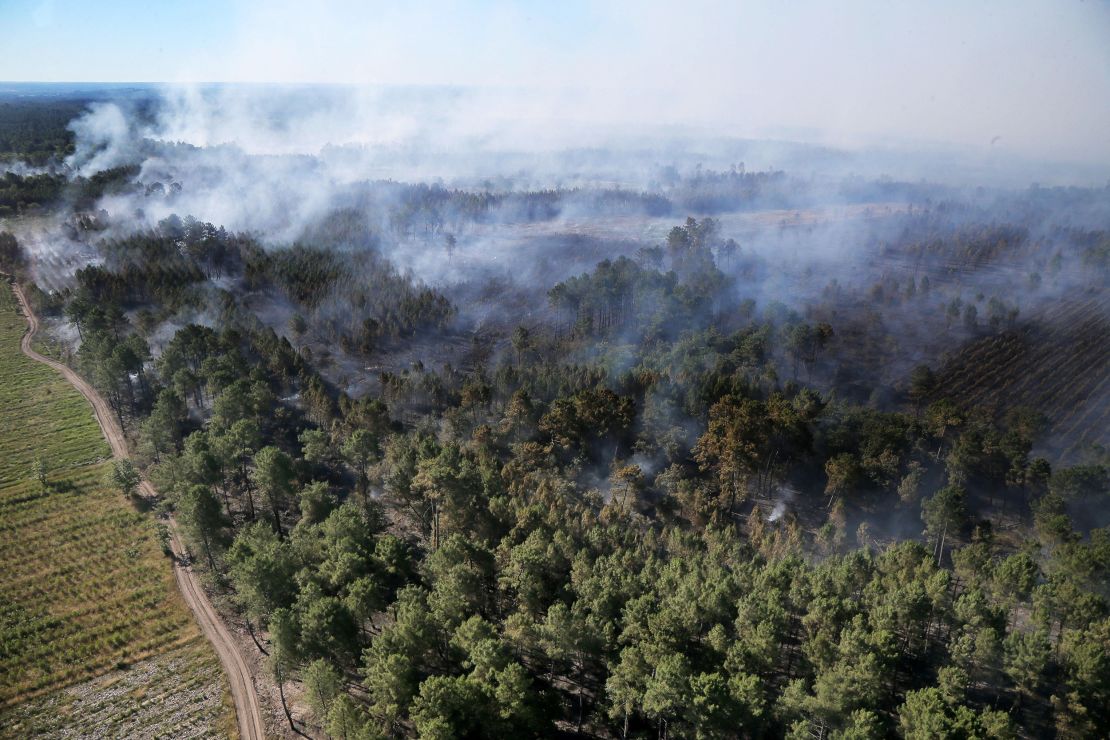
[[50, 479, 78, 494], [129, 493, 155, 513]]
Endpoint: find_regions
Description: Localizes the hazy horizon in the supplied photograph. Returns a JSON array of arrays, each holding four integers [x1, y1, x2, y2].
[[2, 0, 1108, 172]]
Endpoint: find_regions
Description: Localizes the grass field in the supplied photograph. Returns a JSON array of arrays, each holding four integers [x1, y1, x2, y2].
[[0, 285, 234, 737], [0, 292, 108, 488]]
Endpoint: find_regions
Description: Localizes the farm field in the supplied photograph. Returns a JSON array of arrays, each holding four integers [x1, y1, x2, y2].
[[0, 284, 233, 736]]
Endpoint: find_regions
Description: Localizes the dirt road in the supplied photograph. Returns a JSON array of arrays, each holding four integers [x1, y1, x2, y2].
[[11, 282, 268, 740]]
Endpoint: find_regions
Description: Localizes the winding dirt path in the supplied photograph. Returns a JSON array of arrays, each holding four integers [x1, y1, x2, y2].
[[11, 282, 268, 740]]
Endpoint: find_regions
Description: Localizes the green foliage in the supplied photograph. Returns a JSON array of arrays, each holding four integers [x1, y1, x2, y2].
[[177, 484, 228, 571], [108, 458, 142, 499], [1003, 630, 1051, 698], [251, 446, 294, 537], [298, 480, 335, 524], [0, 98, 85, 163], [922, 484, 968, 562], [226, 522, 298, 623], [0, 171, 65, 213], [410, 675, 488, 739]]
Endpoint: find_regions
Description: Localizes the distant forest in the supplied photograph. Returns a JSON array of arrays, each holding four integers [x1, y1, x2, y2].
[[0, 97, 84, 163]]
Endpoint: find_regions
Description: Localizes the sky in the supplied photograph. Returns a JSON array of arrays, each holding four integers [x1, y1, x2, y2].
[[1, 0, 1109, 166]]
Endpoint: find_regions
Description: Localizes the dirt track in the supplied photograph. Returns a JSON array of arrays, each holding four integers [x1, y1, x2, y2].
[[11, 282, 268, 740]]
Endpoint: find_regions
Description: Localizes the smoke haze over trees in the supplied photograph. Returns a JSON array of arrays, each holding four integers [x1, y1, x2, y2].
[[1, 2, 1109, 738]]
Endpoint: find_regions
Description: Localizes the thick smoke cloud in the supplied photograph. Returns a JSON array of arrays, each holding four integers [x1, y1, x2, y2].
[[65, 102, 135, 173], [46, 84, 1107, 328], [58, 82, 1106, 266]]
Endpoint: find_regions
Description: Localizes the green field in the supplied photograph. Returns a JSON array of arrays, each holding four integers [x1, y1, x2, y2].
[[0, 285, 234, 736]]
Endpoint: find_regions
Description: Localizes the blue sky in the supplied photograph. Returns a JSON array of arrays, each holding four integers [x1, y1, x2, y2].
[[1, 0, 1108, 165], [0, 1, 235, 80], [0, 0, 609, 83]]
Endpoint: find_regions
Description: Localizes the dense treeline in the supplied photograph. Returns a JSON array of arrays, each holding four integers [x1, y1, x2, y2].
[[0, 170, 67, 216], [328, 175, 796, 244], [135, 314, 1110, 739], [0, 98, 86, 164], [878, 204, 1110, 284], [0, 163, 141, 217], [54, 213, 457, 363], [36, 207, 1109, 739], [666, 168, 792, 214], [548, 218, 734, 340]]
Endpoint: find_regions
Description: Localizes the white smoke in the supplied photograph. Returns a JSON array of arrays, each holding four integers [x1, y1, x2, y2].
[[767, 485, 797, 523], [65, 102, 136, 173]]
